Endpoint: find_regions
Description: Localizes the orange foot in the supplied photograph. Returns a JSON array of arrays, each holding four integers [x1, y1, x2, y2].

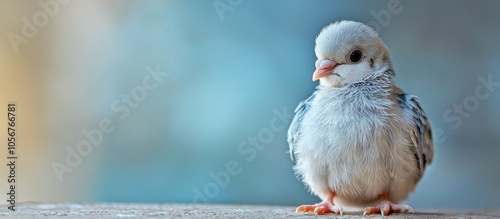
[[295, 192, 343, 215], [363, 194, 414, 216]]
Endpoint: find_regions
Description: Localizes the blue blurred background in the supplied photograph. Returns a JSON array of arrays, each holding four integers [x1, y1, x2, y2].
[[0, 0, 499, 210]]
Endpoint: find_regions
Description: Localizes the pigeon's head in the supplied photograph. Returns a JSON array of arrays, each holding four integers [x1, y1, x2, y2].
[[313, 20, 391, 87]]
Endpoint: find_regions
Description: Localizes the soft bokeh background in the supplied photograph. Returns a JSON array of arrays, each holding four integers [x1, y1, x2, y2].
[[1, 0, 499, 209]]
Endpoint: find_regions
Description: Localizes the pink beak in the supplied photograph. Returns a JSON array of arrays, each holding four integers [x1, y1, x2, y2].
[[313, 59, 338, 81]]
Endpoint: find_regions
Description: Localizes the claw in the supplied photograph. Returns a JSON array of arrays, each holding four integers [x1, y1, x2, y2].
[[405, 206, 415, 213], [364, 200, 414, 216]]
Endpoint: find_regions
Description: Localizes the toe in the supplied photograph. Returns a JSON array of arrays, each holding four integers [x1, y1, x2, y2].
[[313, 206, 330, 215], [363, 207, 379, 216], [296, 201, 343, 215], [331, 206, 343, 215], [295, 205, 316, 213], [381, 204, 391, 216], [392, 204, 414, 213]]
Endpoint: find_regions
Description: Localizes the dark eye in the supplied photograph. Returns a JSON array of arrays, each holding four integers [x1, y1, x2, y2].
[[348, 49, 363, 64]]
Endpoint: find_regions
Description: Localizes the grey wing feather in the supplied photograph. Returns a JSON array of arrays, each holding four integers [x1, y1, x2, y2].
[[287, 91, 317, 161], [396, 91, 434, 175]]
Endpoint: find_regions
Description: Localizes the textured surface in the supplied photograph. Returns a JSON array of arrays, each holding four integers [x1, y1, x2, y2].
[[1, 203, 499, 218]]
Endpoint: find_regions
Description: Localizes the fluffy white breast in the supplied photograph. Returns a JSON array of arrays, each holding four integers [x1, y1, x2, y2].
[[293, 85, 419, 211]]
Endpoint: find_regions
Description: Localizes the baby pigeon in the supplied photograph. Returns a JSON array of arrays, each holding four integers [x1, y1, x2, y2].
[[288, 20, 434, 216]]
